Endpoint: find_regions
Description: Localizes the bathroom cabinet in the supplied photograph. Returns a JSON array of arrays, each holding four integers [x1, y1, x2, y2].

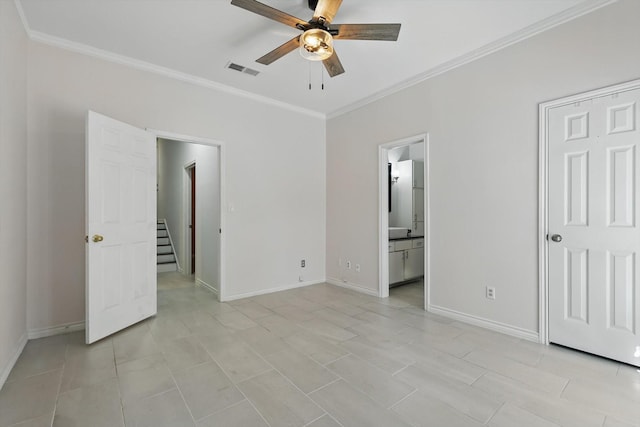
[[389, 238, 424, 285]]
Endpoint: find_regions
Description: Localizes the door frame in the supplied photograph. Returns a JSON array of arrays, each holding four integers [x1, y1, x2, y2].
[[378, 133, 430, 308], [538, 78, 640, 345], [184, 161, 196, 276], [149, 129, 226, 301]]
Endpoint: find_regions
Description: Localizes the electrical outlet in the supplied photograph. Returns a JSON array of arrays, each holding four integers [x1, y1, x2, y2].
[[301, 259, 305, 268], [347, 261, 352, 269], [355, 264, 361, 272], [486, 286, 496, 300]]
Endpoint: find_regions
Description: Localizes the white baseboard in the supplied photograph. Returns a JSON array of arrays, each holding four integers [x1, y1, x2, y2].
[[326, 277, 379, 297], [222, 279, 325, 302], [196, 278, 218, 296], [27, 321, 85, 340], [428, 304, 539, 342], [0, 333, 28, 390]]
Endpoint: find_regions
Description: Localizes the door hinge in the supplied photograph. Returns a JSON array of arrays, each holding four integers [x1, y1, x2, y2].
[[85, 235, 88, 243]]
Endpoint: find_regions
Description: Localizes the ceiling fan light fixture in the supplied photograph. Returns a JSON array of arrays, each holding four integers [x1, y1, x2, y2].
[[299, 28, 334, 61]]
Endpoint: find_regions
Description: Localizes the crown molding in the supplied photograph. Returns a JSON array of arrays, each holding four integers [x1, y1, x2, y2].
[[14, 0, 325, 120], [15, 0, 615, 121], [28, 30, 325, 120], [13, 0, 31, 34], [326, 0, 617, 119]]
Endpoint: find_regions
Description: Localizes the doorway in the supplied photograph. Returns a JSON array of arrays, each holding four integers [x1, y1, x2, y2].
[[378, 134, 430, 309], [85, 113, 226, 344], [539, 79, 640, 367], [154, 130, 225, 301]]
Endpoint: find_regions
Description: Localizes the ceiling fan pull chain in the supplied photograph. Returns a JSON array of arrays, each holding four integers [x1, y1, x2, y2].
[[308, 62, 312, 90], [322, 65, 325, 90]]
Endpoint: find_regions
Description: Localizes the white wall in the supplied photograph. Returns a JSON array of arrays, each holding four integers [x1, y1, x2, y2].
[[0, 0, 28, 386], [326, 0, 640, 335], [157, 138, 220, 292], [26, 41, 326, 331]]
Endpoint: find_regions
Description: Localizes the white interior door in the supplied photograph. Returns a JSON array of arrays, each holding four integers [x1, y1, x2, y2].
[[548, 87, 640, 367], [86, 111, 157, 344]]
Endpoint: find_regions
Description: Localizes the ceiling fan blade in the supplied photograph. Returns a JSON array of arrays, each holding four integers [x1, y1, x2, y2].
[[256, 36, 300, 65], [313, 0, 343, 24], [231, 0, 308, 30], [331, 23, 401, 41], [323, 51, 345, 77]]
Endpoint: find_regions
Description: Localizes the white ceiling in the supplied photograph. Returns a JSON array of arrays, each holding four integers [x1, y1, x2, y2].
[[17, 0, 611, 117]]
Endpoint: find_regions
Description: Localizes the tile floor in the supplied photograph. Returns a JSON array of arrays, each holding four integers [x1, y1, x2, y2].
[[1, 273, 639, 427]]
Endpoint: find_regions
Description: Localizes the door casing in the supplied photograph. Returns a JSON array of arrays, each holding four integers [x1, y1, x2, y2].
[[538, 78, 640, 345], [150, 129, 226, 301], [183, 161, 196, 276]]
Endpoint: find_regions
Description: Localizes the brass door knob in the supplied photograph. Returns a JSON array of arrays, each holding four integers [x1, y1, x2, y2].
[[92, 235, 104, 243]]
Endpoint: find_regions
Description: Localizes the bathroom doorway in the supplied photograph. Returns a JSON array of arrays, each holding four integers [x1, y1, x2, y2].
[[378, 134, 429, 309]]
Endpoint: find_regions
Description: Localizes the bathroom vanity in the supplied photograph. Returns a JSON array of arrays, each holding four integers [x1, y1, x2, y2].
[[388, 236, 424, 286], [389, 157, 425, 286]]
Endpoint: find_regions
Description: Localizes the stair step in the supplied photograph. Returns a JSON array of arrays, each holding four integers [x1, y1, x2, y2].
[[158, 254, 175, 263], [157, 245, 173, 255], [156, 220, 176, 272]]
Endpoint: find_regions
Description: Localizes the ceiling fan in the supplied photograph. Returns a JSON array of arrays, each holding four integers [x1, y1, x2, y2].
[[230, 0, 401, 77]]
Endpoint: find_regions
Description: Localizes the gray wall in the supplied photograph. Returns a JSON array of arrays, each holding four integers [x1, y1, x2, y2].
[[157, 138, 220, 292], [326, 0, 640, 335], [26, 40, 326, 331], [0, 1, 28, 385]]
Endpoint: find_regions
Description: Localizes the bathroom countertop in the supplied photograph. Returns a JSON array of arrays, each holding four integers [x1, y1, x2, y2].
[[389, 236, 424, 242]]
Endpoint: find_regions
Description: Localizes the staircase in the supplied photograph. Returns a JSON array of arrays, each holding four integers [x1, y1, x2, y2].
[[157, 219, 178, 273]]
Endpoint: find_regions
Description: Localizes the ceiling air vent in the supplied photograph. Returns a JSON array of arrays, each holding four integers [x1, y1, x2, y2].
[[226, 62, 260, 76]]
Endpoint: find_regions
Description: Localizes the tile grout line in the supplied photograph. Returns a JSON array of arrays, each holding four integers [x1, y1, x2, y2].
[[306, 377, 342, 396], [108, 338, 128, 427], [388, 387, 419, 411], [251, 351, 338, 421], [164, 354, 200, 426], [302, 411, 347, 427], [484, 401, 507, 425], [325, 352, 418, 411], [301, 413, 330, 427], [50, 339, 72, 426], [559, 376, 571, 397], [323, 352, 351, 367], [198, 341, 274, 426]]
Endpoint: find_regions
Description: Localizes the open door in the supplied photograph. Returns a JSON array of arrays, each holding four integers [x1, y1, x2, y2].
[[85, 111, 157, 344]]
